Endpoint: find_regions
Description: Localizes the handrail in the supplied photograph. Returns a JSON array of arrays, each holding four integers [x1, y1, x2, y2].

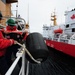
[[5, 56, 21, 75], [5, 42, 41, 75]]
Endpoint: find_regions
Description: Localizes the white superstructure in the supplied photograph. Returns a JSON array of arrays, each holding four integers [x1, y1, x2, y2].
[[43, 8, 75, 39]]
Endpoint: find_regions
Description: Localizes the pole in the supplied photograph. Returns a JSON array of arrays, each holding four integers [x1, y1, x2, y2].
[[16, 2, 18, 18]]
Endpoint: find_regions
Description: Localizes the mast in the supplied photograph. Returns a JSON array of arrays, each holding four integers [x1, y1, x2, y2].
[[51, 10, 57, 26], [16, 2, 18, 18], [25, 1, 29, 29]]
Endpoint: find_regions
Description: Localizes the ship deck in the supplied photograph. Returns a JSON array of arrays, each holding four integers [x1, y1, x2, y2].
[[28, 47, 75, 75], [11, 46, 75, 75]]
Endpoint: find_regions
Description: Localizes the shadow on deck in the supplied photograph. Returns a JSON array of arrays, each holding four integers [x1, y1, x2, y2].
[[11, 46, 75, 75], [28, 47, 75, 75]]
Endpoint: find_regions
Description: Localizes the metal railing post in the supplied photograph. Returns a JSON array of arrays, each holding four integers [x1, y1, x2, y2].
[[5, 56, 21, 75], [22, 44, 25, 75]]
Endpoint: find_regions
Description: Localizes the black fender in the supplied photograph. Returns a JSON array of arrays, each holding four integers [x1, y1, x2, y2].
[[25, 32, 49, 63]]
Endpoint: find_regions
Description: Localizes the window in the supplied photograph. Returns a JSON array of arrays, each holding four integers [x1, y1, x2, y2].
[[66, 24, 69, 28], [72, 28, 75, 32]]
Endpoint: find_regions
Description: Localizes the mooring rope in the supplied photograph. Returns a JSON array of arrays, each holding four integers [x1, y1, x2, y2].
[[16, 42, 41, 64]]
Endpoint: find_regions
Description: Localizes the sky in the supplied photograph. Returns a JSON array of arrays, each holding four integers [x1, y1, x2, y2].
[[12, 0, 75, 34]]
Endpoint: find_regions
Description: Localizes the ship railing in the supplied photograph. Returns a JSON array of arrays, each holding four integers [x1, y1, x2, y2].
[[57, 34, 70, 43], [60, 39, 69, 43], [68, 34, 75, 44], [59, 37, 75, 44], [5, 44, 25, 75], [53, 38, 58, 41], [61, 35, 75, 42], [0, 16, 26, 31], [53, 37, 69, 43], [5, 42, 40, 75]]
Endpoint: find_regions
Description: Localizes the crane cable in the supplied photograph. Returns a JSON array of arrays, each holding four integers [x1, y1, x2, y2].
[[16, 42, 41, 64]]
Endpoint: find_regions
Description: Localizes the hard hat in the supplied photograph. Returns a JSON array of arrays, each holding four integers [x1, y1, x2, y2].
[[6, 18, 16, 26]]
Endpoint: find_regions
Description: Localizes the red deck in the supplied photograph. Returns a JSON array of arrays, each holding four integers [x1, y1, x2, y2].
[[46, 40, 75, 57]]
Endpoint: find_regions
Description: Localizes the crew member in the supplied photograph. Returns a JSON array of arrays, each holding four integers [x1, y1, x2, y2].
[[1, 18, 29, 68], [0, 30, 17, 75]]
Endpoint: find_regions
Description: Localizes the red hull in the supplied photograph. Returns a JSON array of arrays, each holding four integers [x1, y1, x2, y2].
[[46, 40, 75, 57]]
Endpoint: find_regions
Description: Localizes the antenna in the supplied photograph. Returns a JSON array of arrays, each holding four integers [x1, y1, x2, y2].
[[25, 1, 29, 30], [16, 2, 18, 18], [27, 2, 29, 25]]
